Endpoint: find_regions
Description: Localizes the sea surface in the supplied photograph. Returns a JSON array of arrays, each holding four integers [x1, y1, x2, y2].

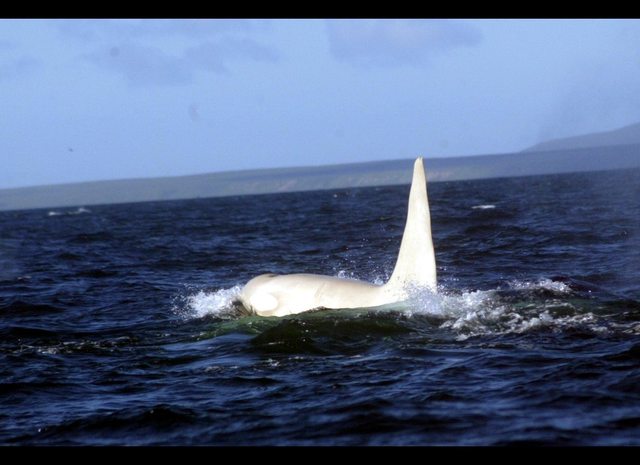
[[1, 167, 640, 446]]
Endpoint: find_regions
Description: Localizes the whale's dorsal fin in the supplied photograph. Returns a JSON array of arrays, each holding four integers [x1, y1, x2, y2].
[[385, 157, 437, 294], [239, 156, 437, 317]]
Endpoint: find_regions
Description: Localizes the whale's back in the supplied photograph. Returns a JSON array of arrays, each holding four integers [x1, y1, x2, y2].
[[240, 273, 388, 317]]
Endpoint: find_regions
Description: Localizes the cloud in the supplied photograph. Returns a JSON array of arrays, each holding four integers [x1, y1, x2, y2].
[[84, 44, 193, 86], [0, 40, 16, 51], [185, 39, 278, 73], [0, 39, 39, 81], [84, 38, 279, 86], [0, 56, 39, 81], [536, 25, 640, 143], [537, 61, 640, 143], [55, 19, 279, 87], [325, 19, 482, 68], [54, 19, 271, 42]]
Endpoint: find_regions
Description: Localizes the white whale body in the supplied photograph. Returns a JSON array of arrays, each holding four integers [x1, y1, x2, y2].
[[238, 157, 437, 317]]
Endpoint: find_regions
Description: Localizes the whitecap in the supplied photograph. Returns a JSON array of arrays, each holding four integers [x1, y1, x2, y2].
[[471, 204, 496, 210], [47, 207, 91, 217], [172, 276, 604, 338], [397, 280, 601, 337], [173, 285, 243, 320], [508, 277, 572, 294]]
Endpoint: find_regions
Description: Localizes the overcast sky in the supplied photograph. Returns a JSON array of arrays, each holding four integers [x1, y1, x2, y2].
[[1, 19, 639, 188]]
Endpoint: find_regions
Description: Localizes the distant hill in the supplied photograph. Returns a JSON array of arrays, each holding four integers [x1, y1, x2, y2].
[[524, 122, 640, 153], [1, 143, 639, 212]]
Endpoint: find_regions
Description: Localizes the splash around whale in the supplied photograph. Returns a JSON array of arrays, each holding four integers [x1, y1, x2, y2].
[[238, 157, 437, 317]]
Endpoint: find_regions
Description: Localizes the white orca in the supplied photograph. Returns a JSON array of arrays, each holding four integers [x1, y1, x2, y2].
[[238, 157, 436, 317]]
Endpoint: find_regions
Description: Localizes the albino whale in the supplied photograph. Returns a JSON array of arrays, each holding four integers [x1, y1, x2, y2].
[[238, 157, 436, 317]]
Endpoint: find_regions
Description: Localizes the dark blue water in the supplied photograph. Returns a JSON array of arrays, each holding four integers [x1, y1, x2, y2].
[[1, 167, 640, 445]]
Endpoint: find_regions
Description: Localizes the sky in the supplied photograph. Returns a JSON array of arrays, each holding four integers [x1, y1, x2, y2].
[[1, 18, 639, 189]]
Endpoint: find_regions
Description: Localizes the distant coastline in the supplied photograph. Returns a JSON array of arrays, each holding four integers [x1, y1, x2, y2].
[[1, 142, 639, 212], [523, 122, 640, 153]]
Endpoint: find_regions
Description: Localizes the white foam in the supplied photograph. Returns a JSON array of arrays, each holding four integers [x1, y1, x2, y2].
[[397, 278, 601, 337], [335, 270, 354, 280], [508, 278, 571, 294], [173, 277, 605, 337], [335, 269, 386, 286], [471, 204, 496, 210], [47, 207, 91, 217], [174, 285, 242, 320]]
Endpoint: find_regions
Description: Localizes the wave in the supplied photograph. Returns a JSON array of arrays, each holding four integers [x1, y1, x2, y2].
[[401, 277, 638, 339], [18, 404, 200, 445], [505, 277, 572, 294], [171, 277, 639, 339], [172, 285, 244, 320], [47, 207, 91, 217], [4, 336, 138, 356]]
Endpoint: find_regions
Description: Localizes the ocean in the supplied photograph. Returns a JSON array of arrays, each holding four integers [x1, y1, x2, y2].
[[1, 166, 639, 445]]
